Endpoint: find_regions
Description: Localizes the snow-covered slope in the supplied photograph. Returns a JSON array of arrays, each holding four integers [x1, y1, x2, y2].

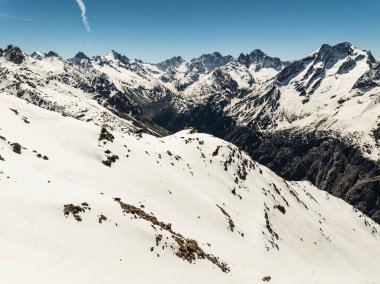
[[274, 42, 379, 159], [1, 42, 379, 223], [0, 93, 379, 283], [0, 45, 162, 136]]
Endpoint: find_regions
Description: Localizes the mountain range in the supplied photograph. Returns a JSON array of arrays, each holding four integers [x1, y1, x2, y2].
[[0, 42, 380, 283], [0, 90, 379, 283], [1, 42, 379, 222]]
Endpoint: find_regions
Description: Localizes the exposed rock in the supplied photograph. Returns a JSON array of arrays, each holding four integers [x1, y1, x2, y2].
[[3, 45, 25, 64], [238, 49, 287, 71], [99, 127, 115, 142], [114, 198, 230, 273], [63, 203, 90, 222], [11, 143, 22, 154], [45, 51, 61, 58], [156, 56, 184, 71]]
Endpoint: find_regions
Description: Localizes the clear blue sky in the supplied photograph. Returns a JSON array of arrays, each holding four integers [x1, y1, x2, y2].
[[0, 0, 379, 62]]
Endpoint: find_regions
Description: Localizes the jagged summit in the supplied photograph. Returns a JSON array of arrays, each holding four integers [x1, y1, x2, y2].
[[4, 44, 21, 51], [69, 51, 91, 66], [277, 42, 374, 85], [30, 51, 46, 61], [186, 52, 233, 74], [315, 42, 355, 63], [312, 42, 376, 65], [2, 44, 25, 64], [194, 51, 233, 65], [156, 56, 184, 71], [238, 49, 286, 71], [45, 51, 62, 59], [73, 51, 90, 61], [106, 50, 130, 64]]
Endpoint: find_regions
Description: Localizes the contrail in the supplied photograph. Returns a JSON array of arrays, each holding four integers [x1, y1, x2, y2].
[[0, 12, 39, 22], [75, 0, 91, 32]]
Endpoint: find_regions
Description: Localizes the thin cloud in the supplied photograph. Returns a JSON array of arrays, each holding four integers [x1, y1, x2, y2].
[[75, 0, 91, 32], [0, 12, 39, 22]]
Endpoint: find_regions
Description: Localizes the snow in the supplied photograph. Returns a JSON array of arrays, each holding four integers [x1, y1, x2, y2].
[[0, 55, 139, 134], [0, 93, 379, 284], [276, 46, 379, 160], [1, 42, 378, 160]]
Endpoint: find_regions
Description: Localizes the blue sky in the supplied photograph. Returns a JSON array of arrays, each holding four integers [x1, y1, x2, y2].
[[0, 0, 379, 62]]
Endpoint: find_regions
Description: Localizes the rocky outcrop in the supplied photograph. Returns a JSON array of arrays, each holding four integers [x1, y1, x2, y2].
[[156, 56, 184, 71], [3, 45, 25, 64], [231, 129, 380, 223], [238, 49, 288, 71], [353, 63, 380, 92]]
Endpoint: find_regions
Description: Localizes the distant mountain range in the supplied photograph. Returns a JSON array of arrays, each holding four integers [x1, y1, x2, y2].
[[0, 42, 379, 222]]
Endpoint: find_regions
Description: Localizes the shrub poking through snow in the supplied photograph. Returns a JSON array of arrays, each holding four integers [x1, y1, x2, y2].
[[102, 155, 119, 167], [262, 276, 272, 282], [11, 143, 22, 154], [114, 198, 230, 273], [63, 203, 90, 222], [98, 214, 107, 224], [99, 127, 114, 143]]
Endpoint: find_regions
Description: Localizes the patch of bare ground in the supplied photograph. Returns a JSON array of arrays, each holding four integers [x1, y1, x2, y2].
[[114, 198, 230, 273], [216, 204, 235, 232], [262, 275, 272, 282], [102, 154, 119, 167], [99, 127, 115, 143], [11, 143, 22, 154], [63, 203, 91, 222]]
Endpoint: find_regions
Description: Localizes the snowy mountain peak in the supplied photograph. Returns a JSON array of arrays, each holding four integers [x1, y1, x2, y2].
[[106, 50, 130, 65], [45, 51, 62, 59], [238, 49, 286, 71], [73, 51, 90, 61], [314, 42, 356, 63], [69, 52, 91, 66], [277, 42, 373, 86], [156, 56, 185, 71], [2, 44, 25, 64], [30, 51, 46, 61], [197, 51, 233, 63], [187, 52, 233, 74], [312, 42, 376, 69]]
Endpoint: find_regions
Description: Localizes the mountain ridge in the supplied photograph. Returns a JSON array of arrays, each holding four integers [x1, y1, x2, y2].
[[0, 92, 379, 283], [0, 41, 379, 223]]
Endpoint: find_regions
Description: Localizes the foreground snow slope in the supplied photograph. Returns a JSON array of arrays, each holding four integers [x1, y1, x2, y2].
[[0, 93, 379, 284]]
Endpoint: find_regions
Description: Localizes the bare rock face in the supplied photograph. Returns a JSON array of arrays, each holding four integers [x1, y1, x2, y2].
[[3, 45, 25, 64], [353, 63, 380, 91], [237, 49, 288, 71], [156, 56, 184, 71], [45, 51, 61, 59], [243, 130, 380, 223]]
